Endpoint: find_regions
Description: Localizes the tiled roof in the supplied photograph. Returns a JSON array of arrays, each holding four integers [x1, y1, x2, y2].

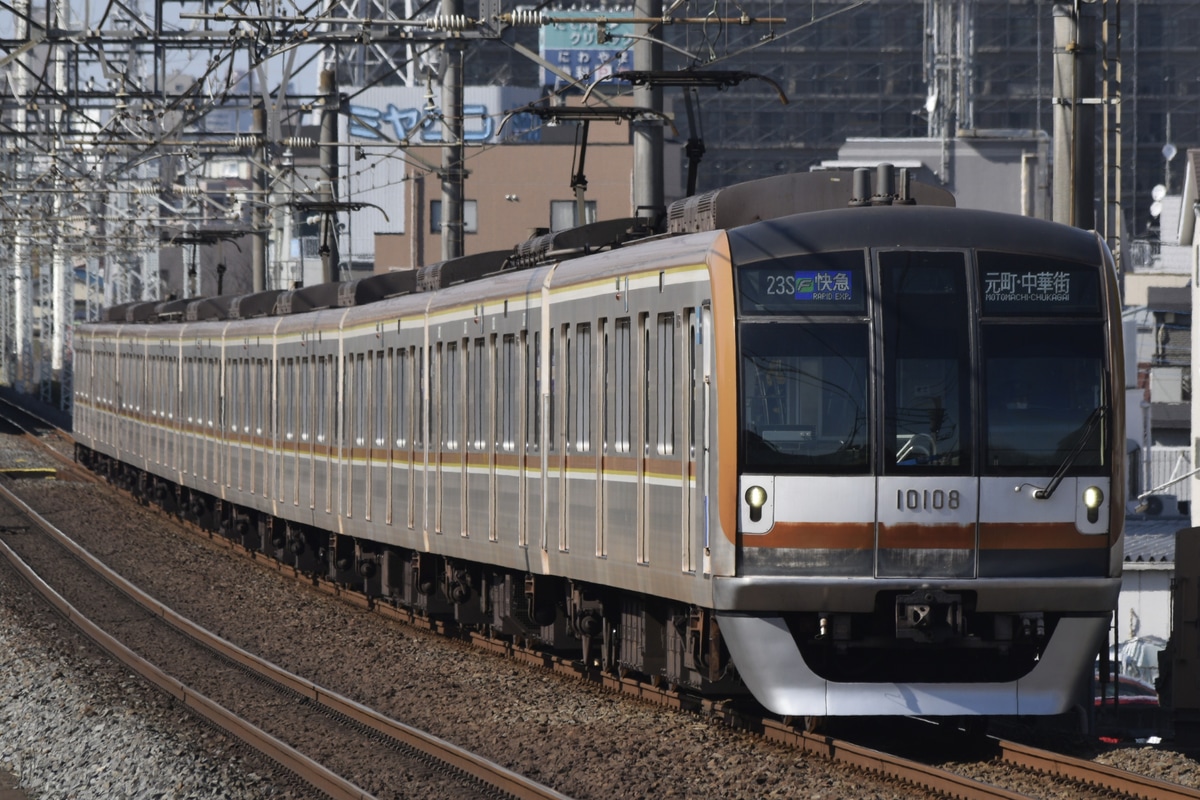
[[1122, 516, 1191, 563]]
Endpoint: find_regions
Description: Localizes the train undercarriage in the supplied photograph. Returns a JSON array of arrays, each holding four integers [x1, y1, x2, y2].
[[77, 445, 740, 698]]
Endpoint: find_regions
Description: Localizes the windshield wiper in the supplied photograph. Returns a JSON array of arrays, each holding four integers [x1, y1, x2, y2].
[[1035, 405, 1106, 500]]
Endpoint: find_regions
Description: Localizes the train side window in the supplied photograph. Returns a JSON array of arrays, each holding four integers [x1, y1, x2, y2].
[[415, 347, 425, 449], [599, 319, 609, 453], [302, 356, 313, 443], [186, 358, 196, 423], [575, 323, 591, 453], [228, 357, 238, 432], [657, 313, 675, 456], [469, 337, 486, 451], [614, 318, 630, 454], [316, 356, 327, 443], [286, 357, 297, 441], [549, 329, 559, 454], [393, 347, 409, 449], [210, 358, 219, 428], [640, 313, 650, 457], [500, 334, 516, 452], [374, 349, 386, 448], [527, 331, 540, 453], [354, 352, 367, 447], [255, 358, 266, 437], [444, 341, 459, 450]]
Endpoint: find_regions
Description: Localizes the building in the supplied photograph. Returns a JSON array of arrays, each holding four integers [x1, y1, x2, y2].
[[445, 0, 1200, 247]]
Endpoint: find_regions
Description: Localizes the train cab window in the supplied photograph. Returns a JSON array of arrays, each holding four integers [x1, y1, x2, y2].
[[740, 323, 869, 473], [880, 251, 971, 473]]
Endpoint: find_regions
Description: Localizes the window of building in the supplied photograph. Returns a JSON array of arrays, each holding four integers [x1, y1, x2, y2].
[[430, 200, 478, 234], [550, 200, 597, 232]]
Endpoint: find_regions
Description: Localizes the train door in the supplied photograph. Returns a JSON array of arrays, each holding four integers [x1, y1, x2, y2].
[[465, 336, 494, 540], [567, 321, 596, 555], [389, 346, 413, 529], [416, 344, 429, 533], [685, 305, 712, 574], [876, 250, 977, 579], [317, 353, 333, 517], [603, 317, 633, 560], [223, 354, 234, 490], [346, 351, 367, 519], [523, 330, 541, 550], [636, 312, 649, 565]]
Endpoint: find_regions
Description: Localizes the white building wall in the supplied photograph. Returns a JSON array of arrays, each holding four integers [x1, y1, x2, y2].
[[1116, 565, 1173, 642]]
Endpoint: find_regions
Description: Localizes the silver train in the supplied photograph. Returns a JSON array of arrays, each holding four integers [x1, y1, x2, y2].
[[74, 168, 1125, 719]]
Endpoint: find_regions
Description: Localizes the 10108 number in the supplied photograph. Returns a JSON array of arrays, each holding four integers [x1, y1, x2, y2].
[[896, 489, 961, 511]]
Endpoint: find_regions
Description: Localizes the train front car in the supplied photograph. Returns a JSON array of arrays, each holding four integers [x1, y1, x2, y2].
[[713, 206, 1124, 718]]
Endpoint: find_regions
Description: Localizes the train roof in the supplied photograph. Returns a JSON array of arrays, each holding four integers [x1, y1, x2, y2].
[[86, 165, 984, 326], [726, 204, 1105, 266]]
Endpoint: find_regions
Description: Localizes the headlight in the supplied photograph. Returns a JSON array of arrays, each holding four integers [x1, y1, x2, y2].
[[745, 485, 768, 522], [1083, 486, 1104, 524]]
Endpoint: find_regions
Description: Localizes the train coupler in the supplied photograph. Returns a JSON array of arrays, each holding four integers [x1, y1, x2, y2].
[[895, 589, 966, 643]]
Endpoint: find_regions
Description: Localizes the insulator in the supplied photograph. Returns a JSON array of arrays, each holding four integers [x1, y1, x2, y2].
[[505, 10, 545, 26], [282, 137, 317, 148], [425, 13, 472, 31], [230, 135, 260, 148]]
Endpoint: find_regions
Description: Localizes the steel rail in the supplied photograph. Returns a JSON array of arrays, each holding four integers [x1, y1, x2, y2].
[[998, 739, 1200, 800], [0, 479, 572, 800], [41, 418, 1197, 800], [0, 485, 377, 800]]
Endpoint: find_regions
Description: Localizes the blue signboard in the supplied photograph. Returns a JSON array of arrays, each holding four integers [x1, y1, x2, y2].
[[539, 10, 635, 88]]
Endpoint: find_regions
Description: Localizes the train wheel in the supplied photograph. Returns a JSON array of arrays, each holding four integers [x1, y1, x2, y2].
[[803, 716, 826, 734]]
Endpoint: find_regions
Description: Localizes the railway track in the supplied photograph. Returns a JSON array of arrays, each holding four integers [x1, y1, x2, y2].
[[2, 406, 1198, 800], [0, 479, 570, 800]]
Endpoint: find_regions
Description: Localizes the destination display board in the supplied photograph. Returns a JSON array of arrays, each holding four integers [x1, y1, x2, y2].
[[977, 253, 1102, 315], [736, 251, 868, 315]]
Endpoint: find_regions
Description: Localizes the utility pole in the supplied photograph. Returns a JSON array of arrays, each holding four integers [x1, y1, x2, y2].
[[440, 0, 466, 261], [252, 104, 269, 292], [1053, 0, 1097, 228], [632, 0, 664, 222], [319, 69, 341, 284]]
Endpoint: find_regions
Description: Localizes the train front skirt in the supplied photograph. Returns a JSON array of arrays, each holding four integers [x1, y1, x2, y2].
[[715, 612, 1110, 716]]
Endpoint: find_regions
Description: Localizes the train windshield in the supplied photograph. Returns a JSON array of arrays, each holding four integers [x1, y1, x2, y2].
[[982, 325, 1106, 472], [978, 253, 1107, 473], [736, 246, 1109, 476], [740, 323, 870, 473]]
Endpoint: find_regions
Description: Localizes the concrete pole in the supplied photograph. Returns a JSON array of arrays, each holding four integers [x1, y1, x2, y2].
[[51, 0, 69, 374], [12, 0, 31, 385], [319, 69, 341, 284], [252, 104, 268, 292], [633, 0, 664, 219], [440, 0, 465, 262], [1053, 1, 1096, 229]]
